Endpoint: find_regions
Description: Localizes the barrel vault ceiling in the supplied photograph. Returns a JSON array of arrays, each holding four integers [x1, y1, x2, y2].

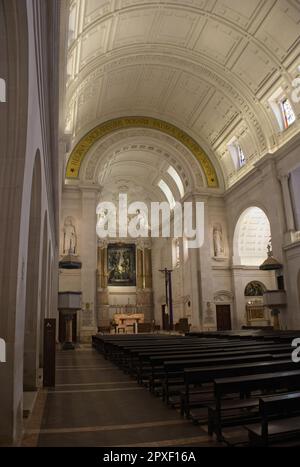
[[62, 0, 300, 189]]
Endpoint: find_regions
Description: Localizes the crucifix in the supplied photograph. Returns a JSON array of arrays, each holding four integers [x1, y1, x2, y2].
[[159, 268, 174, 330]]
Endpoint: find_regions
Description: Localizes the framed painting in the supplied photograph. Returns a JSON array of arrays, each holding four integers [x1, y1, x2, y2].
[[107, 244, 136, 286]]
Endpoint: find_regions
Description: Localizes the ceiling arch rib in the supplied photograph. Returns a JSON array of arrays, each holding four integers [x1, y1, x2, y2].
[[65, 116, 219, 188], [80, 128, 209, 193], [93, 146, 188, 210], [64, 0, 300, 188]]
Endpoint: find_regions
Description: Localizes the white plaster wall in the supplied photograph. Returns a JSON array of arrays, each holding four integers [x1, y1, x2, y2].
[[225, 135, 300, 329], [0, 0, 58, 445]]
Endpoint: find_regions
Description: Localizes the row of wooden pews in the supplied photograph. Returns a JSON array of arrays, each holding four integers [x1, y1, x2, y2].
[[92, 330, 300, 447]]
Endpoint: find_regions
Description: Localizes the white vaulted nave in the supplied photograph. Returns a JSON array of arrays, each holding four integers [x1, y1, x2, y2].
[[1, 0, 300, 448]]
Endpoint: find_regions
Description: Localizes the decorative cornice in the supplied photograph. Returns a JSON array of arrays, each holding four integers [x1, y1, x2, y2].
[[66, 116, 219, 188]]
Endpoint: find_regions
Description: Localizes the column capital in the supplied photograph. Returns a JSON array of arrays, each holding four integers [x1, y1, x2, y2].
[[277, 173, 291, 183], [183, 192, 210, 203], [79, 184, 102, 195]]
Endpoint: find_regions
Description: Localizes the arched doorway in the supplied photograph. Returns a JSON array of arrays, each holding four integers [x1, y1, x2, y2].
[[23, 152, 42, 391]]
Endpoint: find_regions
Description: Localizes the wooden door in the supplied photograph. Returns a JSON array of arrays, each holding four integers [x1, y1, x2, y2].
[[43, 319, 56, 387], [216, 305, 232, 331]]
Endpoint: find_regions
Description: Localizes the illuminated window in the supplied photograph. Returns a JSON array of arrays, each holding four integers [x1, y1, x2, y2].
[[228, 139, 246, 170], [68, 6, 76, 46], [237, 144, 246, 167], [280, 99, 296, 129], [268, 88, 296, 132], [0, 78, 6, 103], [167, 166, 185, 198], [173, 238, 180, 268], [158, 180, 176, 210]]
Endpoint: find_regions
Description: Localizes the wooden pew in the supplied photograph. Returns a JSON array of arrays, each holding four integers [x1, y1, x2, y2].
[[211, 370, 300, 441], [123, 341, 281, 378], [162, 353, 274, 404], [182, 360, 298, 421], [144, 344, 291, 392], [245, 392, 300, 446]]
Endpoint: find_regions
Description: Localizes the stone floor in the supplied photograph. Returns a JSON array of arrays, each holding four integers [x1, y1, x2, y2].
[[22, 347, 223, 447]]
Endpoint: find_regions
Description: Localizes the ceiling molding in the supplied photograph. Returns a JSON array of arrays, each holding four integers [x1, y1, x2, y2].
[[66, 116, 219, 187], [62, 0, 300, 188]]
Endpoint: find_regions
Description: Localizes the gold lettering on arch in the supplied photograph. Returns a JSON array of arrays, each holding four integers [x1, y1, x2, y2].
[[66, 117, 219, 188]]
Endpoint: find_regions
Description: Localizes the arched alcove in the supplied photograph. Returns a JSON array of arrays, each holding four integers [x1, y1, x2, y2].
[[46, 242, 52, 318], [23, 151, 42, 391], [244, 281, 266, 297], [233, 207, 271, 266], [39, 215, 48, 368]]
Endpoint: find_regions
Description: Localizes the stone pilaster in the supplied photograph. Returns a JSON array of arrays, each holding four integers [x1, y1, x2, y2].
[[279, 173, 295, 234], [185, 194, 214, 330], [79, 187, 99, 340]]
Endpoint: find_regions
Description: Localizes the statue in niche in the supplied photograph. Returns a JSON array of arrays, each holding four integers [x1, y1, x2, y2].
[[127, 209, 150, 236], [213, 224, 225, 257], [63, 217, 77, 255]]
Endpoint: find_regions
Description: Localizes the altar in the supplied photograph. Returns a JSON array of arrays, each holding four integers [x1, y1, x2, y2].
[[113, 311, 144, 333]]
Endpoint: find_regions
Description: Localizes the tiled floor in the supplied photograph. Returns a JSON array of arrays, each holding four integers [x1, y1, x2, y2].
[[22, 347, 222, 447]]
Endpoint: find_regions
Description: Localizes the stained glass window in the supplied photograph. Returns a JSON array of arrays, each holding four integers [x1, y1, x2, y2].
[[281, 99, 296, 129], [237, 144, 246, 167]]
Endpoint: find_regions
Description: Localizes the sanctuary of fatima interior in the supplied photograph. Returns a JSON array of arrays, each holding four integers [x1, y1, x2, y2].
[[1, 0, 300, 449]]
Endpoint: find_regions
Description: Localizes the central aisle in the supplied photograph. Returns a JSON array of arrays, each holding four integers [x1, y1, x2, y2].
[[23, 347, 219, 447]]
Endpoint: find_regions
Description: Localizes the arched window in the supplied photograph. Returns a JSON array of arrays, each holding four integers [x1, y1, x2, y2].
[[233, 207, 271, 266], [158, 179, 176, 210], [167, 166, 185, 198]]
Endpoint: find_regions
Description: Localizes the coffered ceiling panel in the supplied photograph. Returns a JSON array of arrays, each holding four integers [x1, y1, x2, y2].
[[113, 10, 156, 47], [133, 66, 176, 110], [231, 43, 277, 93], [166, 77, 212, 124], [63, 0, 300, 189], [80, 23, 109, 67], [212, 0, 263, 28], [192, 91, 239, 145], [154, 10, 198, 46], [84, 0, 111, 24], [194, 20, 241, 65], [255, 1, 300, 61]]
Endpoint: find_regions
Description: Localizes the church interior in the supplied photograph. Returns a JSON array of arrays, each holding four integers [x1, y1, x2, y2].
[[1, 0, 300, 448]]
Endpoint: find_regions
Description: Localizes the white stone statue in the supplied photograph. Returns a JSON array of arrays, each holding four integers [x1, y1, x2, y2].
[[213, 224, 224, 257], [63, 217, 77, 254]]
